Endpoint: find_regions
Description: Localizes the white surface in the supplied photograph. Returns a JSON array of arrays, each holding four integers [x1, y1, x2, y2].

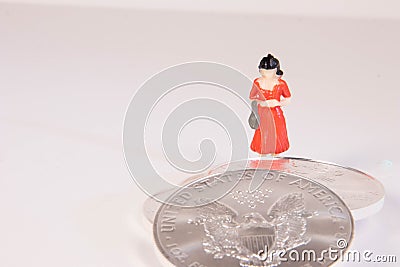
[[3, 0, 400, 19], [1, 3, 400, 266]]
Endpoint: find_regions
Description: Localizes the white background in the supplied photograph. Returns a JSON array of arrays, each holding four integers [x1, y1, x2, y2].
[[1, 1, 399, 266]]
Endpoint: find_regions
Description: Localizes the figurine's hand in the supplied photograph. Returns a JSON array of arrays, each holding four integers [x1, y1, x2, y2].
[[280, 97, 291, 106], [259, 99, 280, 107]]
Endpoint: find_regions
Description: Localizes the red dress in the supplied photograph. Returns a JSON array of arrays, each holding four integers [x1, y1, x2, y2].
[[250, 78, 291, 154]]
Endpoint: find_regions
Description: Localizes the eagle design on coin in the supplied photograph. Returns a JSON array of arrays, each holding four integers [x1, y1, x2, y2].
[[189, 192, 315, 267]]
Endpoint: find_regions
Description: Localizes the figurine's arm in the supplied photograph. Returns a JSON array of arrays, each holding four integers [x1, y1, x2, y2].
[[279, 80, 292, 106]]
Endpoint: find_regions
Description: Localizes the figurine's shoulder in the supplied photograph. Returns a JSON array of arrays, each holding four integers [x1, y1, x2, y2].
[[278, 78, 288, 85]]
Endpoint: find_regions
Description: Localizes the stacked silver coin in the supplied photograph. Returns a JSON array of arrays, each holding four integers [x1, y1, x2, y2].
[[148, 158, 384, 266]]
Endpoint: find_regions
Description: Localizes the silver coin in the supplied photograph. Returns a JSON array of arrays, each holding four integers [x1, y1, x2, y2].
[[143, 173, 208, 229], [209, 158, 385, 220], [153, 169, 354, 267], [144, 158, 384, 224]]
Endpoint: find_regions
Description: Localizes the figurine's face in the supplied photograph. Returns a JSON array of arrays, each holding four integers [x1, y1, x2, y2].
[[259, 68, 276, 78]]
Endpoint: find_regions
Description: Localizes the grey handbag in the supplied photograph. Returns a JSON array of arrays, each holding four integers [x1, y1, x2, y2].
[[248, 101, 260, 129]]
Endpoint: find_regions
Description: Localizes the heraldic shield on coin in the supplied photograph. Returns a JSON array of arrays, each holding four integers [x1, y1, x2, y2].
[[189, 192, 314, 267], [153, 169, 354, 267]]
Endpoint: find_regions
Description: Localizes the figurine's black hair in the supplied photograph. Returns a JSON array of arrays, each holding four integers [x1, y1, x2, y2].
[[259, 54, 282, 75]]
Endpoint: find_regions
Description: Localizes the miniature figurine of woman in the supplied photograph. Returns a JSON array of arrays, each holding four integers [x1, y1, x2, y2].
[[249, 54, 291, 156]]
